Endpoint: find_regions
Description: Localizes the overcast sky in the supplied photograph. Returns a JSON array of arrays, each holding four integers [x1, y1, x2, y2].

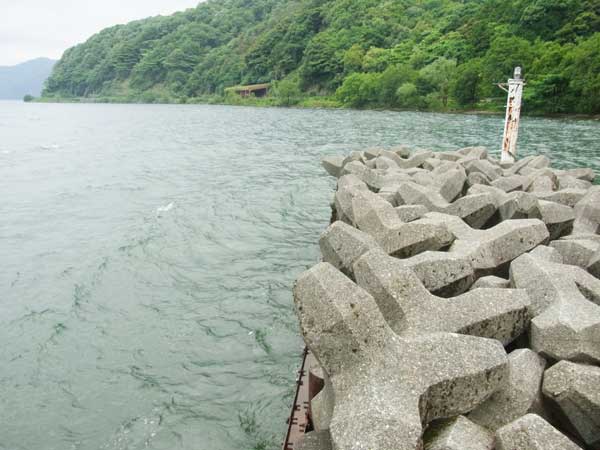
[[0, 0, 201, 66]]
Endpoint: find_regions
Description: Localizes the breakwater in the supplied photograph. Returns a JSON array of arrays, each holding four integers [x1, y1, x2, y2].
[[292, 146, 600, 450]]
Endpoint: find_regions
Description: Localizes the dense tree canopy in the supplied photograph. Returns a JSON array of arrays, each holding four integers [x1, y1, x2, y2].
[[43, 0, 600, 114]]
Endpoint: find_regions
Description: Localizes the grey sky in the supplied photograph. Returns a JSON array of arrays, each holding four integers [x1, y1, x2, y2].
[[1, 0, 201, 66]]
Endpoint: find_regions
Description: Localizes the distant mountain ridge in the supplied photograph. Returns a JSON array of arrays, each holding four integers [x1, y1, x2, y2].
[[0, 58, 57, 99]]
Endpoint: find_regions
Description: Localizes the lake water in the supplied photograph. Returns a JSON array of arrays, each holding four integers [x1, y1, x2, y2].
[[1, 101, 599, 450]]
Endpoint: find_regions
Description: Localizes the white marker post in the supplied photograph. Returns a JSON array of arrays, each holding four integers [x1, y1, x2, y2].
[[499, 67, 524, 163]]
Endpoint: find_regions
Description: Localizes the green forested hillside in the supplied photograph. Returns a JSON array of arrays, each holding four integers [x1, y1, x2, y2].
[[43, 0, 600, 114]]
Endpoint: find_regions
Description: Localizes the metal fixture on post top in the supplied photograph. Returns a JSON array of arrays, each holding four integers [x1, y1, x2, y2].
[[498, 67, 524, 163]]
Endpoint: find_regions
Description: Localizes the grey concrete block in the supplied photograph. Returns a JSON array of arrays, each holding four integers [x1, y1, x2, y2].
[[334, 177, 368, 223], [322, 155, 345, 177], [529, 245, 564, 264], [491, 174, 527, 192], [467, 172, 491, 187], [589, 249, 600, 279], [397, 250, 476, 296], [558, 174, 592, 190], [535, 188, 587, 207], [424, 416, 494, 450], [550, 238, 600, 268], [297, 431, 332, 450], [510, 252, 600, 362], [421, 212, 549, 274], [433, 163, 467, 202], [542, 360, 600, 447], [469, 349, 547, 430], [466, 159, 501, 181], [364, 147, 384, 159], [319, 221, 379, 277], [395, 204, 428, 222], [538, 200, 575, 240], [311, 374, 334, 432], [398, 182, 496, 228], [294, 262, 508, 450], [498, 192, 542, 221], [353, 249, 530, 344], [564, 167, 596, 182], [495, 414, 583, 450], [436, 151, 463, 162], [352, 190, 454, 257], [471, 275, 510, 289], [529, 175, 556, 193], [390, 144, 411, 158], [574, 187, 600, 234], [457, 146, 488, 160], [375, 155, 400, 170]]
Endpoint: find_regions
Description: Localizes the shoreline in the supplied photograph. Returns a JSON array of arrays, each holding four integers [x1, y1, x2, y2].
[[29, 97, 600, 121]]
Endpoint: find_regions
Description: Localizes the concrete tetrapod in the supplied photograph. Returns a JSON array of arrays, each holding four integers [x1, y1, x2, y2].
[[353, 249, 530, 344], [550, 237, 600, 268], [468, 349, 547, 430], [495, 414, 583, 450], [574, 187, 600, 234], [538, 199, 575, 240], [397, 182, 497, 228], [321, 155, 345, 177], [423, 416, 494, 450], [320, 220, 473, 294], [421, 212, 549, 276], [351, 190, 454, 257], [293, 262, 508, 450], [510, 252, 600, 363], [319, 221, 379, 277], [542, 360, 600, 448]]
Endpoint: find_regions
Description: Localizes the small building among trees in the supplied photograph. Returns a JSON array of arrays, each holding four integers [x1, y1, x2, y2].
[[225, 83, 270, 98]]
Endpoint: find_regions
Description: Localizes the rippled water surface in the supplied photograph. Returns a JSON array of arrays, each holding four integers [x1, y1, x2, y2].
[[1, 101, 599, 450]]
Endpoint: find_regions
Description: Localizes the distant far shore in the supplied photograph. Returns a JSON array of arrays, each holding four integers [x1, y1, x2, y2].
[[27, 96, 600, 121]]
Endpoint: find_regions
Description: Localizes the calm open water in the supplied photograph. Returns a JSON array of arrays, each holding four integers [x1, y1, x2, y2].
[[1, 101, 599, 450]]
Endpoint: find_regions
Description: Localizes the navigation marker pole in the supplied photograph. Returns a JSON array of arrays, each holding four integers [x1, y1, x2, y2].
[[498, 67, 524, 163]]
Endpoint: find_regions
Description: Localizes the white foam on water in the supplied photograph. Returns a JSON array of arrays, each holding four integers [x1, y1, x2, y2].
[[156, 202, 174, 217]]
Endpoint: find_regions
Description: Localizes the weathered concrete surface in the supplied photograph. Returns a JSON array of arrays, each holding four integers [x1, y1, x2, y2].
[[297, 431, 333, 450], [471, 275, 510, 289], [536, 188, 587, 207], [353, 249, 530, 344], [490, 174, 527, 192], [352, 190, 454, 257], [397, 182, 496, 228], [550, 238, 600, 268], [319, 221, 379, 277], [574, 187, 600, 234], [510, 252, 600, 363], [294, 262, 508, 450], [311, 374, 334, 432], [395, 204, 428, 222], [395, 250, 475, 296], [495, 414, 583, 450], [538, 200, 575, 240], [424, 416, 494, 450], [542, 360, 600, 448], [469, 349, 547, 430], [322, 155, 345, 177], [422, 212, 549, 274], [590, 249, 600, 279], [333, 175, 369, 223]]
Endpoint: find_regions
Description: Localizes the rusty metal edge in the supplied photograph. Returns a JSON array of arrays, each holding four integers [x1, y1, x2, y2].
[[282, 347, 311, 450]]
